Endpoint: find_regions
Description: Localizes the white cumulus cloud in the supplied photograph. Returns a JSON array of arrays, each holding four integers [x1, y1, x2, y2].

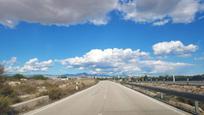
[[60, 48, 192, 75], [140, 60, 192, 73], [0, 0, 118, 27], [4, 58, 53, 73], [153, 19, 169, 26], [18, 58, 53, 72], [153, 41, 198, 56], [2, 57, 18, 72], [0, 0, 204, 27], [60, 48, 149, 74], [2, 57, 17, 65], [119, 0, 204, 25]]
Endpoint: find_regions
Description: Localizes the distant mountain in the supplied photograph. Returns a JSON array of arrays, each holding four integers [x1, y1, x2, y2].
[[4, 73, 111, 78], [61, 72, 111, 78]]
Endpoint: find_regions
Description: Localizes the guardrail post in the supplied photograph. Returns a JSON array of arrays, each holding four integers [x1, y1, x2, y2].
[[173, 75, 175, 84], [75, 82, 79, 90], [187, 78, 189, 85], [160, 93, 164, 99], [194, 101, 200, 115]]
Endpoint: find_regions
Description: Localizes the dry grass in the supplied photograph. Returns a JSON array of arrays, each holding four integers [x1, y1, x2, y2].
[[0, 78, 97, 114], [138, 82, 204, 95], [6, 78, 97, 101]]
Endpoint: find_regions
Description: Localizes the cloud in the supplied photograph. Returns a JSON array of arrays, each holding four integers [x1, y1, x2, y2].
[[0, 0, 204, 27], [194, 56, 204, 61], [153, 41, 198, 56], [60, 48, 149, 74], [0, 0, 118, 27], [2, 57, 17, 65], [4, 58, 53, 73], [2, 57, 17, 73], [119, 0, 204, 25], [153, 19, 169, 26], [140, 60, 192, 73], [2, 49, 193, 75], [59, 48, 192, 75], [18, 58, 53, 72], [200, 3, 204, 11]]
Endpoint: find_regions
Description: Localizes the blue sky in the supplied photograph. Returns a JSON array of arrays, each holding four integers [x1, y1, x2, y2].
[[0, 0, 204, 75]]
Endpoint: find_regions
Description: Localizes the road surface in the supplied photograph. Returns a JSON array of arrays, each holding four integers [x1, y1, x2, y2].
[[25, 81, 190, 115]]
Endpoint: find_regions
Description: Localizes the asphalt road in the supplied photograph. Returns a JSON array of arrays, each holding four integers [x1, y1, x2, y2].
[[24, 81, 190, 115]]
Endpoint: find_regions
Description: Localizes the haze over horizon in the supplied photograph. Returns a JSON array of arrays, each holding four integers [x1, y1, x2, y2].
[[0, 0, 204, 76]]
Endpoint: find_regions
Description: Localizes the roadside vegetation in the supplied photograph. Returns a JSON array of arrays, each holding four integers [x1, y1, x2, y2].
[[0, 64, 98, 114], [129, 74, 204, 82], [0, 65, 21, 114]]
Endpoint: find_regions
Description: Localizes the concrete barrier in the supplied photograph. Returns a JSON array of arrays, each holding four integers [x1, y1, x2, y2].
[[11, 96, 49, 112]]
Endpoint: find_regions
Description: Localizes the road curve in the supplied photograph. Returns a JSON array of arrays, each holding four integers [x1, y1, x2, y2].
[[24, 81, 190, 115]]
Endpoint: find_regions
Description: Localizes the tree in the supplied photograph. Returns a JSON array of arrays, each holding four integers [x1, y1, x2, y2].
[[31, 75, 48, 80], [0, 64, 4, 75], [12, 74, 26, 79], [0, 65, 5, 83]]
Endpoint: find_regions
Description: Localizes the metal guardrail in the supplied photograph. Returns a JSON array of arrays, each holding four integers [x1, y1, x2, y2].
[[126, 82, 204, 102], [125, 82, 204, 115], [134, 81, 204, 86]]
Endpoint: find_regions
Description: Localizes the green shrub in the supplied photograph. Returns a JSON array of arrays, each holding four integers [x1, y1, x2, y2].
[[0, 96, 11, 115], [31, 75, 48, 80], [0, 84, 21, 104], [12, 74, 26, 80], [0, 64, 4, 75], [48, 88, 65, 100], [0, 84, 16, 97], [14, 84, 37, 95]]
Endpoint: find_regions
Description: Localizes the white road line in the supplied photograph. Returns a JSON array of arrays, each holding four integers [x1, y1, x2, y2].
[[24, 83, 98, 115], [117, 82, 188, 115]]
